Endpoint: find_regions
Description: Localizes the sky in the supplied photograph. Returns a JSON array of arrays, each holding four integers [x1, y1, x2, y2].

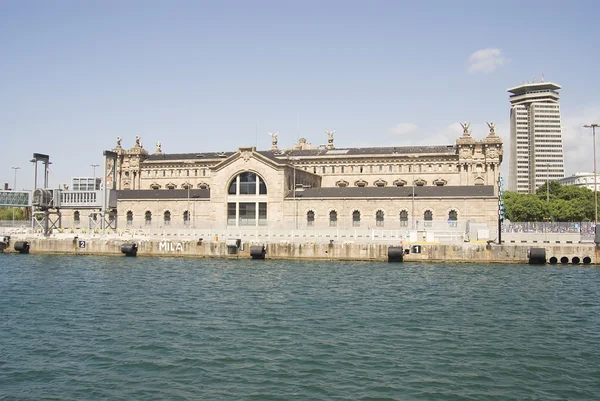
[[1, 0, 600, 190]]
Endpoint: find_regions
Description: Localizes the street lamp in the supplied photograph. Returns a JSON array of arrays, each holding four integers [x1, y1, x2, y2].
[[10, 166, 20, 224], [90, 164, 99, 190], [584, 124, 599, 224]]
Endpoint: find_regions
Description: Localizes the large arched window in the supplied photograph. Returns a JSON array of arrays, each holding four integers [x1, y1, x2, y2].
[[126, 211, 133, 227], [329, 211, 338, 227], [227, 172, 268, 226], [145, 211, 152, 227], [376, 210, 384, 227], [307, 211, 315, 227], [399, 210, 408, 227], [228, 172, 267, 195], [352, 210, 361, 227], [164, 211, 171, 226], [424, 210, 433, 227]]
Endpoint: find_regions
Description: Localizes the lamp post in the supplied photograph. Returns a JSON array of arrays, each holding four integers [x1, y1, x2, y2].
[[90, 164, 99, 190], [584, 124, 599, 224], [11, 166, 20, 224], [546, 163, 549, 203]]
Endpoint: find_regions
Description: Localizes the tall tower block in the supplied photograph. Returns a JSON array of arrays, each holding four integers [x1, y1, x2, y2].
[[508, 81, 565, 193]]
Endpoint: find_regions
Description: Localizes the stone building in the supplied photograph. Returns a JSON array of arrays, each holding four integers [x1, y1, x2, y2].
[[95, 124, 503, 232]]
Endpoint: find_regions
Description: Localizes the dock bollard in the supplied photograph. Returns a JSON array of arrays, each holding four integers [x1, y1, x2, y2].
[[14, 241, 30, 254], [387, 246, 404, 263], [250, 245, 266, 260], [121, 243, 138, 257]]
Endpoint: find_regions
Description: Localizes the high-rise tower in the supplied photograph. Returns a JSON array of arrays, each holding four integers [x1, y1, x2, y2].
[[508, 81, 565, 193]]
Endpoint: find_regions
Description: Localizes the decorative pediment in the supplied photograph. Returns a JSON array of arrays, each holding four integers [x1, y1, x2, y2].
[[150, 182, 161, 190], [166, 182, 177, 189], [393, 179, 407, 187], [181, 182, 193, 190], [354, 179, 368, 187], [414, 178, 427, 186], [197, 182, 210, 189], [474, 177, 485, 185], [336, 180, 349, 188], [433, 178, 447, 186], [373, 179, 387, 187]]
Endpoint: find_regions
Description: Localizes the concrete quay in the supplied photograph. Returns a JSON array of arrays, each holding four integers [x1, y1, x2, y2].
[[1, 234, 598, 265]]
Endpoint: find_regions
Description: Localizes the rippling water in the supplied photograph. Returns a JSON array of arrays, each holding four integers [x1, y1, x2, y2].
[[1, 255, 599, 400]]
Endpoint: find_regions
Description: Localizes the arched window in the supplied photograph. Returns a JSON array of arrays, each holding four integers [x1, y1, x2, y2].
[[424, 210, 433, 227], [227, 172, 268, 226], [352, 210, 361, 227], [307, 210, 315, 227], [145, 211, 152, 227], [164, 211, 171, 226], [376, 210, 384, 227], [126, 211, 133, 227], [329, 210, 338, 227], [183, 211, 190, 226], [73, 211, 80, 225], [448, 210, 458, 227], [399, 210, 408, 227]]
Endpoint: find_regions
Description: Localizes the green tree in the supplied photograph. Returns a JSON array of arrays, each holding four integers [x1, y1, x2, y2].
[[506, 194, 549, 222]]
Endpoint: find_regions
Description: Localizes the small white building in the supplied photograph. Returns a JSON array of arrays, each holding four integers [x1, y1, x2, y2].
[[559, 173, 600, 191]]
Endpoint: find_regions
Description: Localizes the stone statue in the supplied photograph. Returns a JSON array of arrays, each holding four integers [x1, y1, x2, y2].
[[155, 141, 162, 153], [460, 122, 471, 136], [116, 136, 122, 147], [487, 122, 496, 135], [325, 129, 335, 149], [135, 135, 142, 147], [268, 132, 279, 150]]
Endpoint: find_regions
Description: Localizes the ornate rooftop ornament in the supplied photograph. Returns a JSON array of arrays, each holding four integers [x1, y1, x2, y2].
[[460, 122, 471, 136], [487, 122, 496, 136], [155, 141, 162, 154], [325, 129, 335, 149], [116, 136, 123, 149], [135, 135, 142, 148], [268, 132, 279, 151]]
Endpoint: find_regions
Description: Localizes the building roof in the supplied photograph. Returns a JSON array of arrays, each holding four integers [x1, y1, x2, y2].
[[287, 185, 495, 199], [507, 82, 561, 94], [117, 189, 210, 200], [144, 152, 235, 161], [142, 145, 458, 164]]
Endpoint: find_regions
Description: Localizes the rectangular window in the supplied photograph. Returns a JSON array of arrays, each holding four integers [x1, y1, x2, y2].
[[239, 202, 256, 226], [259, 202, 267, 226], [227, 203, 236, 226]]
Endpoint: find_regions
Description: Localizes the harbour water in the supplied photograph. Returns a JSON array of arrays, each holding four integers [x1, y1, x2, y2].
[[1, 255, 599, 400]]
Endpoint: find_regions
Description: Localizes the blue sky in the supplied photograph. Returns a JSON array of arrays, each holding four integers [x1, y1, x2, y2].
[[2, 0, 600, 189]]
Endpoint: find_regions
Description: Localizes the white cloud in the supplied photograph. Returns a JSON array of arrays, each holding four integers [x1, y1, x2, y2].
[[560, 105, 600, 176], [389, 123, 418, 136], [467, 48, 508, 73]]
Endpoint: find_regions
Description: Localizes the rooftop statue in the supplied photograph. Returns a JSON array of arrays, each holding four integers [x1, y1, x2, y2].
[[460, 122, 471, 136]]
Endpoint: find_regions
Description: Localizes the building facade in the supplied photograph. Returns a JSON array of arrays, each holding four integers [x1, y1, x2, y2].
[[508, 81, 565, 194], [60, 125, 503, 233], [559, 173, 599, 191]]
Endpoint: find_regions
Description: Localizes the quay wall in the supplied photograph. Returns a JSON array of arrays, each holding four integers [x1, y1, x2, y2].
[[1, 235, 599, 265]]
